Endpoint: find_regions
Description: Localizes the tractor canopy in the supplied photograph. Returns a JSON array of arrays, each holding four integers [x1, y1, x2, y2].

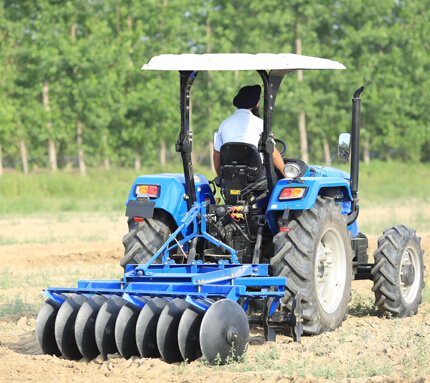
[[140, 53, 347, 205], [141, 53, 346, 72]]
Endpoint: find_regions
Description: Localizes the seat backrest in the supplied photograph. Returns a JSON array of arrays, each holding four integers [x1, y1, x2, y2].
[[220, 142, 262, 183]]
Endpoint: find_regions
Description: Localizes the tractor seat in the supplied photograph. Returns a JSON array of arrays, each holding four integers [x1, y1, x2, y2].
[[220, 142, 266, 204]]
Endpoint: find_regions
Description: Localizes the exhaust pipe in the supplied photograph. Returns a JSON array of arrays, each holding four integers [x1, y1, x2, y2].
[[346, 86, 364, 226]]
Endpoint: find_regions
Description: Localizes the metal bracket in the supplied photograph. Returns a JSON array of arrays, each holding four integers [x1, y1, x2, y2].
[[263, 297, 277, 342], [290, 292, 303, 342]]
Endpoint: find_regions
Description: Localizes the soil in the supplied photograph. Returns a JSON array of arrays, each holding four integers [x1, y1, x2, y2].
[[0, 206, 429, 383]]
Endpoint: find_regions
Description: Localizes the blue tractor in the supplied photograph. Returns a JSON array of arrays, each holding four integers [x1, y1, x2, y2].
[[36, 54, 425, 365]]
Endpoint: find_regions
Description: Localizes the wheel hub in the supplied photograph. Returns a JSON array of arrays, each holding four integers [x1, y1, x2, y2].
[[315, 228, 346, 314], [401, 263, 415, 287], [226, 327, 238, 345]]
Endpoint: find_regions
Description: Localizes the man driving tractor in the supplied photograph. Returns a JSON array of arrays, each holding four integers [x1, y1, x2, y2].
[[213, 84, 286, 178]]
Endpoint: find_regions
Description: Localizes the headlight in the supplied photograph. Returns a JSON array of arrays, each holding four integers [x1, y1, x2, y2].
[[135, 184, 160, 198], [283, 163, 300, 178]]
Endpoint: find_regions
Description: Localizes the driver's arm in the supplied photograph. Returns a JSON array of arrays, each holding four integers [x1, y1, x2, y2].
[[273, 148, 286, 178], [213, 150, 221, 178]]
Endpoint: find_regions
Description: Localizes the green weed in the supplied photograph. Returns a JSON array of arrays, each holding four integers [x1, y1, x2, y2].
[[349, 292, 377, 317], [0, 294, 38, 317], [0, 268, 14, 289], [253, 345, 280, 370]]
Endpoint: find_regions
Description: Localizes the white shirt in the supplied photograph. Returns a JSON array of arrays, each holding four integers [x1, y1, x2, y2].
[[214, 109, 263, 152]]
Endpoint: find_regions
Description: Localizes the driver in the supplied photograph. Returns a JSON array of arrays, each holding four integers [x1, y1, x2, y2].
[[213, 84, 285, 178]]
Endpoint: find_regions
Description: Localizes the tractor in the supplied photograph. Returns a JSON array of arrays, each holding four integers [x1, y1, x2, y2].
[[36, 53, 425, 365]]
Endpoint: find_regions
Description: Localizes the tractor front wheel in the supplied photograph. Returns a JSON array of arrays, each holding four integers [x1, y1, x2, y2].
[[120, 211, 172, 268], [270, 196, 353, 335], [372, 225, 425, 318]]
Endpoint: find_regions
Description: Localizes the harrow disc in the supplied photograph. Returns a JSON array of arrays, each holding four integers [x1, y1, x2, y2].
[[156, 298, 189, 363], [115, 303, 141, 359], [135, 297, 169, 358], [36, 299, 63, 356], [178, 307, 203, 362], [55, 295, 88, 360], [95, 295, 127, 357], [75, 295, 108, 360], [200, 299, 249, 365]]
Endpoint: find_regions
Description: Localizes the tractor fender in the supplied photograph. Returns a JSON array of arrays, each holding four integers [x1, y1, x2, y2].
[[125, 173, 215, 235], [265, 177, 357, 236]]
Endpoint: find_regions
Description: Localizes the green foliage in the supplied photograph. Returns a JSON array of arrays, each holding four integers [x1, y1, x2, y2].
[[0, 0, 429, 170]]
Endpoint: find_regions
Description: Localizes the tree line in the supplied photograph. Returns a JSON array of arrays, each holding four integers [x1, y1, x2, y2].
[[0, 0, 429, 176]]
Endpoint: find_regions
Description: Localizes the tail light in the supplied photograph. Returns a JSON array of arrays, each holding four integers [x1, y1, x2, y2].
[[135, 184, 160, 198], [278, 187, 307, 201]]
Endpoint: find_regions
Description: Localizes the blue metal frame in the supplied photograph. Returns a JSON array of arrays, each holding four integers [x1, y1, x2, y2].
[[139, 202, 239, 272], [43, 201, 287, 316]]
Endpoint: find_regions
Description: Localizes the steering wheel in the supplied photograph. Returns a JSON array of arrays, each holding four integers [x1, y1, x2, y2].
[[275, 138, 287, 156]]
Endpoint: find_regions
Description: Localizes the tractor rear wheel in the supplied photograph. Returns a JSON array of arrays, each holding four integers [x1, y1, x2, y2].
[[372, 225, 424, 318], [120, 210, 172, 268], [270, 196, 352, 335]]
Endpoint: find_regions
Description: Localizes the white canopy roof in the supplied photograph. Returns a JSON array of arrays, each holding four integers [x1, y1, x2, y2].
[[141, 53, 346, 72]]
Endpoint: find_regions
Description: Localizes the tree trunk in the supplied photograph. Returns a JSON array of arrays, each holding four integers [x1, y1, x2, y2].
[[48, 139, 57, 172], [77, 118, 86, 176], [19, 139, 29, 175], [323, 136, 331, 164], [296, 37, 309, 163], [71, 24, 76, 42], [134, 157, 141, 171], [116, 3, 121, 34], [298, 111, 308, 163], [160, 139, 166, 166], [363, 137, 370, 164], [103, 134, 110, 170], [207, 16, 215, 174], [43, 78, 57, 172], [210, 141, 215, 172], [0, 143, 3, 177]]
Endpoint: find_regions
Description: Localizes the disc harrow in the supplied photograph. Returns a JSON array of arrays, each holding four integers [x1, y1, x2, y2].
[[36, 202, 303, 365]]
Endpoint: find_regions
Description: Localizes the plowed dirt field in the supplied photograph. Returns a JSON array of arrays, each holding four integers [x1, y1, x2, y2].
[[0, 204, 429, 383]]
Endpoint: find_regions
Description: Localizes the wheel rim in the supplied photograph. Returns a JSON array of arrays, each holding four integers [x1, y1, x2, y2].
[[315, 227, 346, 314], [400, 246, 421, 304]]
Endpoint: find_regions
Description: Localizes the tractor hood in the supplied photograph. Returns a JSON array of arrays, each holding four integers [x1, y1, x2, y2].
[[311, 166, 350, 180]]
